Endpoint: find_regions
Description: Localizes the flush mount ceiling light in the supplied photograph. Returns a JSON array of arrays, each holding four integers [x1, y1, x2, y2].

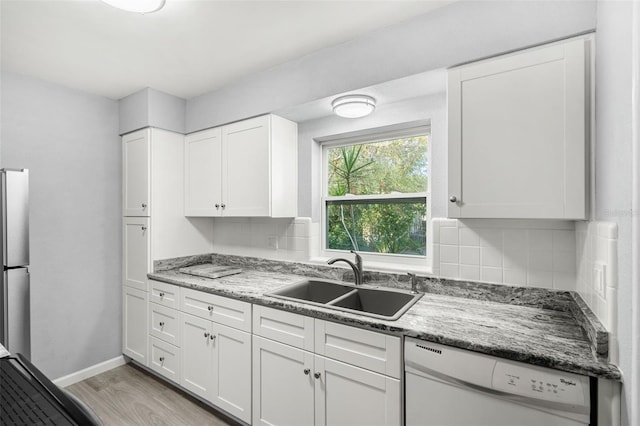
[[100, 0, 166, 13], [331, 95, 376, 118]]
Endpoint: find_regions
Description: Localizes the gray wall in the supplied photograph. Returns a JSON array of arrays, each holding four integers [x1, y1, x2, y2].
[[0, 71, 121, 379], [594, 2, 639, 424], [186, 0, 596, 132], [119, 87, 186, 135]]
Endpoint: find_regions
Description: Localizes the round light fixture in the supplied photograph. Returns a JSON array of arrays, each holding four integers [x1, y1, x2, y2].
[[100, 0, 166, 13], [331, 95, 376, 118]]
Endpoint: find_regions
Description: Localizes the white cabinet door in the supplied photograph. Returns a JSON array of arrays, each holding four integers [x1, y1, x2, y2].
[[222, 115, 271, 217], [149, 303, 181, 346], [123, 286, 148, 365], [123, 217, 150, 291], [184, 128, 222, 217], [211, 323, 252, 423], [180, 313, 213, 400], [149, 336, 181, 384], [448, 37, 588, 219], [253, 336, 315, 426], [123, 129, 150, 216], [315, 356, 401, 426]]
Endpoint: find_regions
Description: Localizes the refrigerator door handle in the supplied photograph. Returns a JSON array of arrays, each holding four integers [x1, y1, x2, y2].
[[1, 169, 29, 267]]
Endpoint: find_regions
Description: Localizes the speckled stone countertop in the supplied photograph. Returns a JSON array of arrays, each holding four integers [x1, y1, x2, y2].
[[149, 254, 621, 381]]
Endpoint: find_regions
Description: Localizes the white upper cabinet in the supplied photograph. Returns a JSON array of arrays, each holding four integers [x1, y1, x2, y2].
[[184, 128, 222, 217], [184, 114, 298, 217], [123, 129, 151, 216], [448, 35, 590, 219]]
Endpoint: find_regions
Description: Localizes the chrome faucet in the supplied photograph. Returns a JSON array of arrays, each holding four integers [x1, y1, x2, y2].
[[327, 250, 364, 285]]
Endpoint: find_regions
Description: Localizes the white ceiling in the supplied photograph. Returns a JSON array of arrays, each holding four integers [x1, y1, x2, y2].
[[1, 0, 454, 100]]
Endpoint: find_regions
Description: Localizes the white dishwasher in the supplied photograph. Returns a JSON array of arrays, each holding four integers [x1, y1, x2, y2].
[[405, 337, 592, 426]]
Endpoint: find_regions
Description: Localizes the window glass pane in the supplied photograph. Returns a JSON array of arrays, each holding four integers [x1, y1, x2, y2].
[[327, 135, 428, 196], [326, 198, 426, 255]]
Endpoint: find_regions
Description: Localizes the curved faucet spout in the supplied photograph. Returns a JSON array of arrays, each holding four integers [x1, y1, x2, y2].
[[327, 250, 364, 285]]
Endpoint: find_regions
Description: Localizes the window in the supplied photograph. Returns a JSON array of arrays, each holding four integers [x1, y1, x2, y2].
[[322, 127, 429, 263]]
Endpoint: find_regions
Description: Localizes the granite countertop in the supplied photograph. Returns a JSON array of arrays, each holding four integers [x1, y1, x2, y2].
[[149, 254, 622, 381]]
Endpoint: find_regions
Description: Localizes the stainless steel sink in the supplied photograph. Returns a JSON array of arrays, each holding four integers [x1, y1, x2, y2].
[[267, 278, 422, 321]]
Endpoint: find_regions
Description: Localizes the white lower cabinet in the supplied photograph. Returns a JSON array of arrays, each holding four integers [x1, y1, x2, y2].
[[316, 356, 401, 426], [149, 336, 181, 384], [252, 306, 402, 426], [181, 312, 252, 423], [253, 336, 315, 426], [123, 286, 148, 365]]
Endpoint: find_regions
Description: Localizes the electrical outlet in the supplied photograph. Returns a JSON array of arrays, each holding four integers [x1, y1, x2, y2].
[[267, 236, 278, 250], [594, 262, 606, 299]]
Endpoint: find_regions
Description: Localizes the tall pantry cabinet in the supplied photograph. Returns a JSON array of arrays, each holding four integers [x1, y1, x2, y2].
[[122, 128, 212, 365]]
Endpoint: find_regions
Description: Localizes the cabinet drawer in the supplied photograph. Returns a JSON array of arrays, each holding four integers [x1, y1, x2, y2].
[[149, 280, 181, 309], [149, 336, 181, 384], [181, 288, 251, 332], [314, 320, 401, 379], [253, 305, 314, 351], [149, 303, 181, 346]]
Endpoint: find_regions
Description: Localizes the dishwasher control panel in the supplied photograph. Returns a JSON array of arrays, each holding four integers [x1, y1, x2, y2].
[[492, 360, 589, 406]]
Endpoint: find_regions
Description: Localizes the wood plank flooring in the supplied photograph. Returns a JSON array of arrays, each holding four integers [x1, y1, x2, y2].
[[65, 363, 237, 426]]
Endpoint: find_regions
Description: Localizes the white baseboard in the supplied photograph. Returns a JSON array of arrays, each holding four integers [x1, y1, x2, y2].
[[53, 355, 127, 388]]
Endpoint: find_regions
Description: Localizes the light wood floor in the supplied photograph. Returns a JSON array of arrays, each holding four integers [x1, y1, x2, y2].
[[66, 363, 237, 426]]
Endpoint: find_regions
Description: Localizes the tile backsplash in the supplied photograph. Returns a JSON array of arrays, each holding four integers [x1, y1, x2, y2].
[[575, 221, 618, 362], [432, 218, 577, 290], [210, 217, 319, 262]]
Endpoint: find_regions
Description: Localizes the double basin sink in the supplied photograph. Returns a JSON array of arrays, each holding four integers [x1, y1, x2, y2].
[[266, 279, 422, 321]]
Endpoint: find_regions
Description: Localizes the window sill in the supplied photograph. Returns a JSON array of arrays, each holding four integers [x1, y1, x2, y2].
[[308, 256, 433, 277]]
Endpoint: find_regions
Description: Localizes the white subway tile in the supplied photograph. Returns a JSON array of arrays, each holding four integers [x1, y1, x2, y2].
[[553, 271, 576, 291], [440, 227, 459, 245], [480, 246, 502, 267], [598, 222, 618, 239], [440, 245, 459, 264], [606, 287, 618, 334], [504, 268, 527, 286], [607, 239, 618, 289], [460, 265, 480, 281], [528, 249, 553, 271], [478, 229, 503, 248], [553, 230, 576, 252], [460, 246, 480, 265], [440, 263, 459, 279], [552, 251, 576, 273], [503, 249, 527, 269], [459, 228, 480, 246], [480, 267, 503, 284], [432, 243, 440, 268], [503, 229, 527, 251], [527, 270, 553, 288], [528, 230, 553, 251]]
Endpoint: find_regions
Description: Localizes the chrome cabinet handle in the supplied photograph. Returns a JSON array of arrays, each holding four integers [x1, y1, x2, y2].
[[204, 332, 210, 338], [210, 334, 216, 340], [141, 226, 147, 231], [159, 356, 165, 362], [142, 203, 147, 209], [207, 306, 214, 311], [159, 292, 165, 297], [303, 368, 310, 375], [221, 203, 226, 209], [159, 321, 165, 327], [215, 204, 220, 209], [449, 196, 457, 203], [314, 372, 321, 379]]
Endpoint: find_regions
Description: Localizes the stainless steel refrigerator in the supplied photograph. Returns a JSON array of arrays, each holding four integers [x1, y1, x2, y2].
[[0, 168, 30, 359]]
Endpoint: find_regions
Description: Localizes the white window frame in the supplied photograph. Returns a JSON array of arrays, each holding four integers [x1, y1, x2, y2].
[[320, 125, 432, 273]]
